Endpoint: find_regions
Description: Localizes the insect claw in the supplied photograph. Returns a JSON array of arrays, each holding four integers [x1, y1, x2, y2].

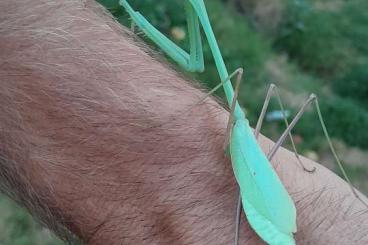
[[303, 166, 317, 173], [235, 67, 244, 76]]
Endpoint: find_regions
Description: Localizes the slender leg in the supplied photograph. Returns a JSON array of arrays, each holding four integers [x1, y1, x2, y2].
[[223, 68, 243, 151], [268, 94, 368, 208], [234, 193, 242, 245], [195, 68, 243, 150], [313, 97, 368, 208], [119, 0, 204, 72], [177, 68, 243, 119], [255, 84, 316, 172], [268, 94, 316, 160], [254, 84, 276, 137], [146, 68, 243, 131]]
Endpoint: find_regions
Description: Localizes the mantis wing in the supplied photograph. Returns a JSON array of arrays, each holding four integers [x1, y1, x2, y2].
[[231, 119, 297, 245]]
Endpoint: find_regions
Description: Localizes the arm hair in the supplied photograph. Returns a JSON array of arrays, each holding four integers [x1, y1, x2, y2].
[[1, 0, 368, 244]]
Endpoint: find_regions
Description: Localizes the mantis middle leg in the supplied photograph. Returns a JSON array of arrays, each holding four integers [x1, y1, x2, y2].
[[255, 84, 316, 173]]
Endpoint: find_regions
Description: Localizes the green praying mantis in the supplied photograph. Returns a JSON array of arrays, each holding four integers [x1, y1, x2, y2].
[[119, 0, 368, 244]]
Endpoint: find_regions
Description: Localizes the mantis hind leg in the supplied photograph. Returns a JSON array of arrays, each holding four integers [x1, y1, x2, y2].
[[119, 0, 204, 72], [255, 84, 316, 173], [268, 94, 368, 208]]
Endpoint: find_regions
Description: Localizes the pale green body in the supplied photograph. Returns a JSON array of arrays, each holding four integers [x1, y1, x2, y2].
[[120, 0, 297, 244], [231, 118, 296, 244]]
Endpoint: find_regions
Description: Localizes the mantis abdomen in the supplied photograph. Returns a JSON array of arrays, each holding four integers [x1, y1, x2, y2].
[[230, 118, 296, 244]]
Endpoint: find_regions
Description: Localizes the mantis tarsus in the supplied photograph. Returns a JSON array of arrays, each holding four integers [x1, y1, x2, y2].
[[119, 0, 368, 244]]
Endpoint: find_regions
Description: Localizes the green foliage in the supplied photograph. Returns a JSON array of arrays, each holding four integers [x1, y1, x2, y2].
[[275, 0, 354, 77], [322, 97, 368, 149], [294, 96, 368, 150], [340, 0, 368, 55], [272, 0, 368, 151], [333, 62, 368, 108], [228, 0, 286, 35]]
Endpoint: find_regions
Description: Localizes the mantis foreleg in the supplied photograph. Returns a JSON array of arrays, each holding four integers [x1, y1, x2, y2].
[[119, 1, 204, 72]]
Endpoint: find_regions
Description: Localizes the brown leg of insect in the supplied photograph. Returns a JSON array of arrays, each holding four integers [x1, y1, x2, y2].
[[269, 94, 368, 208], [255, 84, 316, 172], [268, 94, 317, 160], [146, 68, 243, 130], [223, 68, 243, 151], [234, 193, 242, 245], [192, 68, 244, 151], [198, 68, 243, 106]]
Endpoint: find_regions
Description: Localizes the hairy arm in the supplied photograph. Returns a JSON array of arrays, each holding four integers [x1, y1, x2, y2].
[[0, 0, 367, 244]]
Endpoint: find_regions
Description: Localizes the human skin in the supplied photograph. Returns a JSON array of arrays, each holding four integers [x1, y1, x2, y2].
[[0, 0, 367, 244]]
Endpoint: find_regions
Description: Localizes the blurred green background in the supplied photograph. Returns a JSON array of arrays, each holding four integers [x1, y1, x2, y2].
[[1, 0, 367, 243]]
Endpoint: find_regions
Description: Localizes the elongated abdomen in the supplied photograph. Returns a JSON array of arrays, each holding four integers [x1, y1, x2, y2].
[[230, 118, 296, 244]]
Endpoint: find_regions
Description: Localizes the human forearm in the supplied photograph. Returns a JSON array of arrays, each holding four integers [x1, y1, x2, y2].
[[0, 0, 232, 243]]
